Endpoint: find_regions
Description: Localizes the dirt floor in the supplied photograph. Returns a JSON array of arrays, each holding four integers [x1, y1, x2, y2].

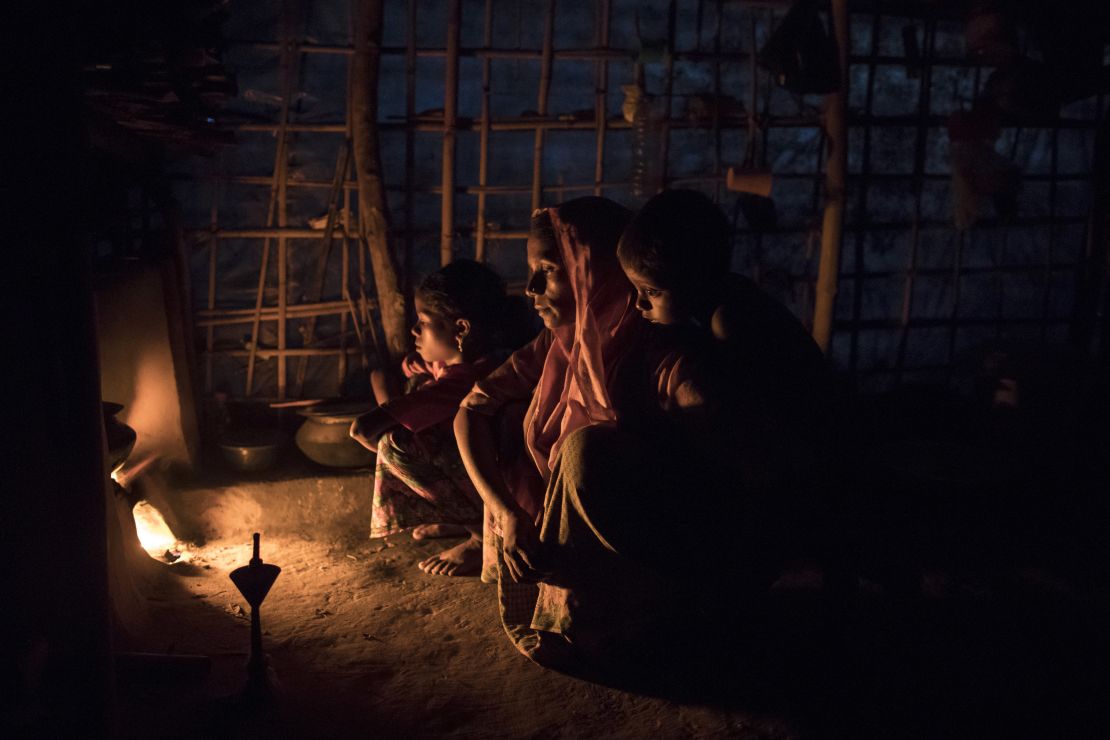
[[109, 462, 1110, 739], [116, 533, 799, 739]]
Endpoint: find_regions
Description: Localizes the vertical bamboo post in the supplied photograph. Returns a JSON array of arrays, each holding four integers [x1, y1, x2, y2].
[[245, 15, 297, 397], [895, 20, 935, 382], [947, 64, 984, 369], [440, 0, 461, 266], [277, 185, 288, 400], [404, 0, 416, 288], [711, 0, 723, 203], [811, 0, 850, 353], [353, 0, 409, 365], [275, 1, 294, 400], [1042, 113, 1061, 340], [531, 0, 556, 211], [748, 9, 765, 285], [592, 0, 610, 196], [657, 0, 677, 192], [340, 43, 355, 388], [849, 9, 882, 374], [475, 0, 494, 260], [945, 231, 964, 374], [294, 141, 350, 396], [206, 164, 219, 394], [1070, 102, 1110, 354]]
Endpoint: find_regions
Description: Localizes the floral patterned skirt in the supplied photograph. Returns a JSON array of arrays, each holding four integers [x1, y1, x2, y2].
[[370, 424, 482, 539]]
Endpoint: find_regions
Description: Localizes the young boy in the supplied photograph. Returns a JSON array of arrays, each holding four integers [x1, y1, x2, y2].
[[617, 188, 836, 568]]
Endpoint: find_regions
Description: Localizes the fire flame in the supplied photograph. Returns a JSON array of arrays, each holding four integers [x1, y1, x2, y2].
[[132, 500, 189, 562]]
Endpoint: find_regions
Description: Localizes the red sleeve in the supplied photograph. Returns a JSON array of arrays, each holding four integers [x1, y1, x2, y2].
[[460, 330, 551, 416], [380, 371, 474, 434]]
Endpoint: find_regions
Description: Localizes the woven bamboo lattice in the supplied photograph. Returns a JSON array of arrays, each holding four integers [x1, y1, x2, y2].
[[172, 0, 1105, 400]]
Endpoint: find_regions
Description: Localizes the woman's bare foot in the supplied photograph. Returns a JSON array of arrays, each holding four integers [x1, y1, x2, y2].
[[412, 523, 470, 540], [418, 535, 482, 577]]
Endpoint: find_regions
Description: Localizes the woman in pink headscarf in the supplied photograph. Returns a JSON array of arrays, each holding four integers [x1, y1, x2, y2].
[[455, 197, 712, 666]]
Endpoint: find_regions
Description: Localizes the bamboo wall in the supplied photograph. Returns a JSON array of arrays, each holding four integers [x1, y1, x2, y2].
[[169, 0, 1106, 400]]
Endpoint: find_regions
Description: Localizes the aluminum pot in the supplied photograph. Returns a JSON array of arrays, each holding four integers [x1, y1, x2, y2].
[[294, 401, 375, 468], [219, 428, 285, 472]]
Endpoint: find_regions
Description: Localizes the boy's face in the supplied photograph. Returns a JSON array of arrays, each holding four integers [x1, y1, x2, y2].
[[525, 236, 575, 329], [620, 263, 684, 325], [411, 296, 463, 364]]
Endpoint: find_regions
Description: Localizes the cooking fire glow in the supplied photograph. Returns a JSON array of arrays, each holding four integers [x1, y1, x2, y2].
[[132, 501, 179, 555], [114, 458, 190, 562]]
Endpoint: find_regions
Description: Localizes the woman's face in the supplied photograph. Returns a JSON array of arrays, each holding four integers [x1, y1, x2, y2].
[[525, 235, 575, 329], [411, 296, 464, 364]]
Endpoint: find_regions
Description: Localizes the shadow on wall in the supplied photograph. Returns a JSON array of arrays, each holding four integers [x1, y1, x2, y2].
[[95, 259, 199, 469]]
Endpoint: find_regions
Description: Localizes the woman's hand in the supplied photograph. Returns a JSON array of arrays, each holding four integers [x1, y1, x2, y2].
[[500, 509, 541, 583]]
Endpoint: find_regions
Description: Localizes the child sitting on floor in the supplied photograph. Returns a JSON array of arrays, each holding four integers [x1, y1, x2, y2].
[[350, 259, 509, 577], [616, 188, 836, 576]]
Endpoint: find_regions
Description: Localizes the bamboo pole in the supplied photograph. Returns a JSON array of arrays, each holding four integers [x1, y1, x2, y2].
[[811, 0, 850, 353], [404, 0, 416, 290], [712, 0, 723, 203], [475, 0, 493, 260], [592, 0, 610, 196], [174, 169, 1089, 191], [241, 7, 295, 399], [275, 1, 297, 400], [199, 301, 356, 318], [237, 42, 821, 64], [206, 348, 367, 359], [205, 163, 219, 394], [340, 46, 355, 389], [277, 226, 288, 398], [440, 0, 461, 266], [191, 214, 1087, 244], [1042, 111, 1061, 341], [830, 316, 1070, 331], [849, 8, 882, 375], [246, 2, 299, 397], [1069, 99, 1110, 354], [353, 0, 408, 365], [657, 0, 677, 194], [235, 111, 1095, 135], [945, 231, 965, 374], [894, 20, 935, 382], [197, 302, 369, 327], [294, 141, 350, 396], [340, 234, 350, 385], [848, 10, 883, 377], [531, 0, 556, 211]]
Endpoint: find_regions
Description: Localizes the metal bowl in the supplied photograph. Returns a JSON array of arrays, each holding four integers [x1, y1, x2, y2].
[[218, 429, 285, 472], [294, 401, 375, 468]]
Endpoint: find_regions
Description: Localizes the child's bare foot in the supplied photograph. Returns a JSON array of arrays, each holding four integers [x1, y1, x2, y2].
[[412, 523, 470, 540], [418, 535, 482, 577]]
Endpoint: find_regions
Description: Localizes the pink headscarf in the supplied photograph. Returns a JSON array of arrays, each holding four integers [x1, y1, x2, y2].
[[524, 207, 641, 482]]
